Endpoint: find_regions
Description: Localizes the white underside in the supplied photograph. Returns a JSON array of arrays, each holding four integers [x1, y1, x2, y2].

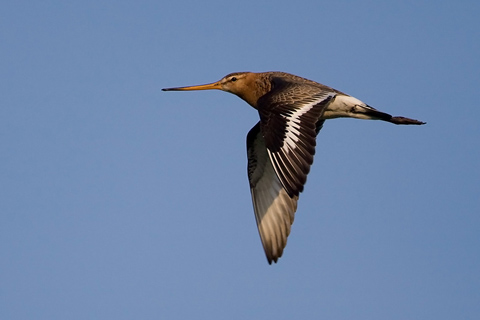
[[322, 94, 375, 120]]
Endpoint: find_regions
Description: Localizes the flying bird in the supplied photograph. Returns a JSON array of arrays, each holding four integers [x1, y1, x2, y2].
[[163, 71, 425, 264]]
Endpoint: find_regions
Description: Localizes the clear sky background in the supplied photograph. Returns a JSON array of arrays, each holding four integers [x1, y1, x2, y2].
[[1, 1, 479, 319]]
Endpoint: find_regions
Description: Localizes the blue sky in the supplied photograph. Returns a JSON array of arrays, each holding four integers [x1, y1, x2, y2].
[[1, 1, 479, 319]]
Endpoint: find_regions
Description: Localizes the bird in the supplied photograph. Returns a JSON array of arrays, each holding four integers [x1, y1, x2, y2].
[[162, 71, 425, 264]]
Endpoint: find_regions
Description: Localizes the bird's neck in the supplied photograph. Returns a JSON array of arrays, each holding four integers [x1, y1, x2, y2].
[[235, 73, 271, 109]]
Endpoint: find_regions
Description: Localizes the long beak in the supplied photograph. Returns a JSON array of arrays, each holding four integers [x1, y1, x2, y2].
[[162, 81, 221, 91]]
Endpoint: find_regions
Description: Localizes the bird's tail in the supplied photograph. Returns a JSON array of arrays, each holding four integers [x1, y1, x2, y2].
[[362, 106, 426, 125], [323, 95, 426, 125]]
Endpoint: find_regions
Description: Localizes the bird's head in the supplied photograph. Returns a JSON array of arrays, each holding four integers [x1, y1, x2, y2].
[[162, 72, 261, 107]]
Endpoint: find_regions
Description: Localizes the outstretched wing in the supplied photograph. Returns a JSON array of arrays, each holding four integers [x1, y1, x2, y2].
[[247, 123, 298, 264], [258, 76, 336, 197]]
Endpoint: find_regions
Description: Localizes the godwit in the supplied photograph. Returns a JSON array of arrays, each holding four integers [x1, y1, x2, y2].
[[163, 71, 425, 264]]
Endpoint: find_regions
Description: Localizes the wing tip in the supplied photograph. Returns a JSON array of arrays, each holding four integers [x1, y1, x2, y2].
[[266, 253, 281, 265]]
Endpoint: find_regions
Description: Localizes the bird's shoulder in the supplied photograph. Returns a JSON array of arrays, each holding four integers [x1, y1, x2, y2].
[[258, 72, 341, 110]]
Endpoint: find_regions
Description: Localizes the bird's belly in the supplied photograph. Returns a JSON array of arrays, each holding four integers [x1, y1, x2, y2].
[[322, 95, 374, 120]]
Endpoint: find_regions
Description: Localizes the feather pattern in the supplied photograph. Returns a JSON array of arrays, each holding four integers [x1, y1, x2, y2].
[[247, 123, 298, 264], [163, 70, 426, 264], [258, 77, 335, 197]]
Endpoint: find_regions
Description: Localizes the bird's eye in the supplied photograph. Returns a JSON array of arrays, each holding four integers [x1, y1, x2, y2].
[[231, 77, 237, 82]]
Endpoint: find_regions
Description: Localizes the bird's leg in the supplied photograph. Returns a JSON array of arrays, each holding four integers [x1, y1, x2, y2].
[[387, 116, 426, 125]]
